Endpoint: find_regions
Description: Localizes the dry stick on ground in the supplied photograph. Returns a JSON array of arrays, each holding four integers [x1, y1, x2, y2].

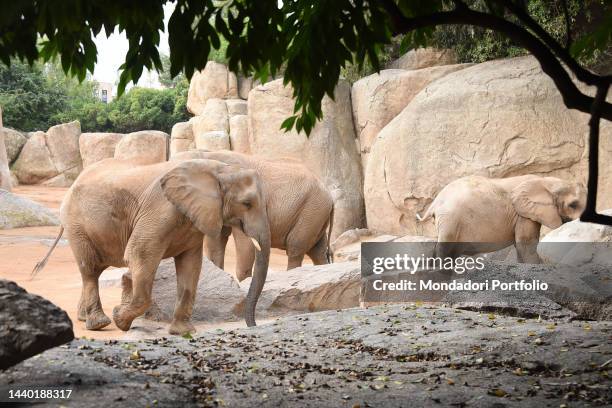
[[379, 0, 612, 225]]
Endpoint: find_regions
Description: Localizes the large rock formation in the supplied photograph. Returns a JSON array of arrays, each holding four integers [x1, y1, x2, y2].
[[169, 121, 195, 157], [12, 121, 83, 186], [0, 189, 59, 229], [0, 127, 27, 163], [114, 130, 169, 164], [364, 56, 612, 236], [0, 280, 74, 370], [248, 79, 364, 241], [187, 61, 238, 115], [228, 115, 250, 154], [0, 127, 11, 191], [122, 259, 360, 323], [352, 65, 471, 168], [387, 47, 458, 70], [79, 132, 124, 168]]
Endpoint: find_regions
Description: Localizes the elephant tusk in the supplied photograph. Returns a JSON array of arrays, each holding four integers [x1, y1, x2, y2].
[[250, 237, 261, 252]]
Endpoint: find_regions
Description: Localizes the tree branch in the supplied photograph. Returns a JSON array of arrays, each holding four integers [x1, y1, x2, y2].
[[495, 0, 607, 87], [379, 4, 612, 121], [580, 83, 612, 225]]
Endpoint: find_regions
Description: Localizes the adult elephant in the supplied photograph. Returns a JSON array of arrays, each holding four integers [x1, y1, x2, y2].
[[172, 150, 334, 281], [418, 175, 586, 262], [32, 157, 270, 333]]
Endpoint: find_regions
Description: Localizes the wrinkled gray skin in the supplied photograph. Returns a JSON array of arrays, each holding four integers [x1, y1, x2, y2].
[[419, 175, 586, 262], [57, 157, 270, 333], [172, 150, 334, 281]]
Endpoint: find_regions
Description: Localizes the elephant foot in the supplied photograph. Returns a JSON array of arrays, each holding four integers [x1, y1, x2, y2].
[[168, 319, 195, 336], [112, 305, 135, 332], [77, 304, 87, 322], [86, 311, 111, 330]]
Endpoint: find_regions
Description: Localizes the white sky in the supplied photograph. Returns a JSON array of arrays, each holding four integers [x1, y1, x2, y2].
[[92, 4, 173, 88]]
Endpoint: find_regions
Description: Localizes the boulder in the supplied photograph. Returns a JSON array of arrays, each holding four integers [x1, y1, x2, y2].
[[12, 122, 83, 186], [330, 228, 372, 252], [114, 130, 169, 164], [79, 132, 124, 168], [0, 129, 10, 191], [387, 47, 458, 70], [169, 121, 195, 157], [248, 79, 364, 242], [538, 209, 612, 266], [12, 131, 58, 184], [45, 121, 82, 177], [226, 99, 248, 116], [0, 127, 27, 163], [0, 280, 74, 369], [9, 171, 18, 187], [187, 61, 238, 115], [195, 131, 231, 151], [122, 259, 361, 323], [0, 189, 59, 229], [239, 262, 361, 317], [228, 115, 250, 154], [364, 56, 612, 236], [351, 65, 471, 169], [192, 98, 229, 135]]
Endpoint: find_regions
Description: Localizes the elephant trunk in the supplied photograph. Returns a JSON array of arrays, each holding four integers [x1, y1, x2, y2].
[[244, 229, 270, 327]]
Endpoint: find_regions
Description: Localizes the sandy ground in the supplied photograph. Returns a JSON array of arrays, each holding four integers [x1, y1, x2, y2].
[[0, 185, 306, 340]]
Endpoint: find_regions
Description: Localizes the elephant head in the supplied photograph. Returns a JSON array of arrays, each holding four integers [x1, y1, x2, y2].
[[160, 159, 270, 327], [510, 177, 586, 229]]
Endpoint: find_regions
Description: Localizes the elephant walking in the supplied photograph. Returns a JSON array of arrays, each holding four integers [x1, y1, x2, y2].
[[418, 175, 586, 262], [172, 151, 334, 281], [33, 157, 271, 334]]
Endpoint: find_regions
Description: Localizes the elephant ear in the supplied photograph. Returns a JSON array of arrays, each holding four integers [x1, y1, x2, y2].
[[160, 160, 224, 236], [511, 178, 562, 229]]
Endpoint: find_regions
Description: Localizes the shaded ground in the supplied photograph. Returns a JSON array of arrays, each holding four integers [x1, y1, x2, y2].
[[1, 305, 610, 407], [0, 186, 306, 339]]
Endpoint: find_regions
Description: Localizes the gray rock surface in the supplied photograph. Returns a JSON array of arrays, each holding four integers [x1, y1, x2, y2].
[[1, 305, 610, 407], [79, 132, 124, 168], [0, 189, 59, 229], [0, 280, 74, 370], [0, 128, 10, 191]]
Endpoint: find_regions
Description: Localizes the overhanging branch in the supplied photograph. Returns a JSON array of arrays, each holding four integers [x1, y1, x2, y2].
[[379, 4, 612, 121]]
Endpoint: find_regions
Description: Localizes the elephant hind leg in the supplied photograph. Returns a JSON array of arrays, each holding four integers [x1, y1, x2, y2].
[[307, 234, 328, 265], [71, 238, 111, 330]]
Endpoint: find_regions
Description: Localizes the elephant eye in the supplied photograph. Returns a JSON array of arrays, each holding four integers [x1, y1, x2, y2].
[[242, 200, 252, 209], [568, 201, 578, 209]]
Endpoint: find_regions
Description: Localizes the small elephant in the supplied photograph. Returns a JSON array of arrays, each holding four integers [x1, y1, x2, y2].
[[418, 175, 586, 262], [33, 157, 271, 334], [172, 150, 334, 281]]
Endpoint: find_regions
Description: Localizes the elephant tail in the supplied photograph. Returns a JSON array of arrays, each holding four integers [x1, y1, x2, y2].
[[326, 204, 334, 263], [417, 204, 434, 222], [31, 226, 64, 279]]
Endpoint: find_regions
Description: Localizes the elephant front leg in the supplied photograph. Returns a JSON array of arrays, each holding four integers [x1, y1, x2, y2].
[[514, 217, 542, 263], [169, 245, 203, 335], [113, 251, 161, 331]]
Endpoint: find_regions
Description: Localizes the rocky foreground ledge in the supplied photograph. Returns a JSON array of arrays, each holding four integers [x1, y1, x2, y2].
[[1, 305, 610, 407]]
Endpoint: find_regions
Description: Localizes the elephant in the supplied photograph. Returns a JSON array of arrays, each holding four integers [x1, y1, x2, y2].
[[32, 157, 271, 334], [418, 175, 586, 262], [171, 150, 334, 281]]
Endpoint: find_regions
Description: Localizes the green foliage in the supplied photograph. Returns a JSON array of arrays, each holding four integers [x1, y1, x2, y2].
[[0, 60, 67, 130], [0, 58, 188, 133]]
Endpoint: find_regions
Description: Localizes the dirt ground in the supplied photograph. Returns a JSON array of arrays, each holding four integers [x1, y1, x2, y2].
[[0, 185, 305, 340]]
